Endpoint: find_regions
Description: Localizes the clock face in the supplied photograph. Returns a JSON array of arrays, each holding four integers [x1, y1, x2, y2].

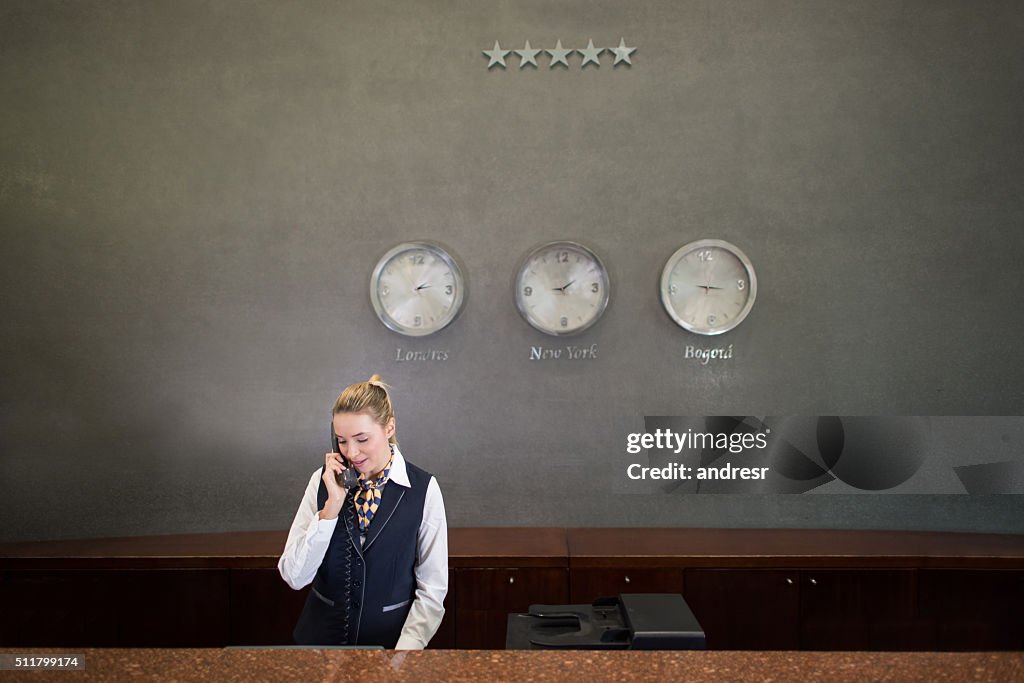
[[514, 241, 610, 336], [660, 239, 756, 335], [370, 241, 466, 336]]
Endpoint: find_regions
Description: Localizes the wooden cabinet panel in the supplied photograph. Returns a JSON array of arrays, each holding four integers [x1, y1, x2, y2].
[[456, 568, 568, 611], [454, 610, 508, 650], [0, 571, 119, 647], [569, 569, 684, 603], [117, 570, 230, 646], [506, 569, 569, 612], [799, 570, 928, 651], [457, 568, 510, 611], [684, 569, 800, 650], [0, 570, 229, 647], [455, 568, 568, 649], [228, 569, 309, 646], [685, 569, 930, 651], [918, 570, 1024, 650]]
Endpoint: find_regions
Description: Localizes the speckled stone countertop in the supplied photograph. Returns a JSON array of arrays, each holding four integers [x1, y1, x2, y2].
[[1, 649, 1021, 682]]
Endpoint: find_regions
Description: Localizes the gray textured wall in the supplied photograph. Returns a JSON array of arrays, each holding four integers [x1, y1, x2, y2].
[[1, 0, 1022, 542]]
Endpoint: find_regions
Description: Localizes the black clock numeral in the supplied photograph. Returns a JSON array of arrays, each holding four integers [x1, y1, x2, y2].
[[737, 279, 745, 290], [560, 316, 568, 328], [524, 286, 533, 296], [557, 251, 569, 263], [414, 315, 422, 327], [591, 282, 599, 293], [445, 284, 453, 295]]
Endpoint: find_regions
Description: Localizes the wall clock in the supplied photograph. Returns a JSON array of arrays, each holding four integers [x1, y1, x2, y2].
[[369, 241, 466, 336], [514, 240, 610, 336], [660, 239, 756, 335]]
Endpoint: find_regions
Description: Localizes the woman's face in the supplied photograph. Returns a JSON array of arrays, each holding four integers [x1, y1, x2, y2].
[[332, 411, 395, 479]]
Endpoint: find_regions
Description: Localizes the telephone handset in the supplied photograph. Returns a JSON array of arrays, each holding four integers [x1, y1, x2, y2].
[[330, 423, 360, 490]]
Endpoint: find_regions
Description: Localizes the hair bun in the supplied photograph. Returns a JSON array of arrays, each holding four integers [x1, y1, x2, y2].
[[332, 374, 397, 446]]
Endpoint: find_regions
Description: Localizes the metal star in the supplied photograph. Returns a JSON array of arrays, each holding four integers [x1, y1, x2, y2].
[[483, 41, 511, 69], [515, 40, 541, 68], [546, 40, 571, 68], [578, 39, 603, 67], [610, 37, 636, 66]]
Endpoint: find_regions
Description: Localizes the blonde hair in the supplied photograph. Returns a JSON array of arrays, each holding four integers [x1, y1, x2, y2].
[[332, 374, 397, 447]]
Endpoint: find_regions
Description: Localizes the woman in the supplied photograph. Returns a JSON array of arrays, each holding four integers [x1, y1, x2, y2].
[[278, 375, 448, 649]]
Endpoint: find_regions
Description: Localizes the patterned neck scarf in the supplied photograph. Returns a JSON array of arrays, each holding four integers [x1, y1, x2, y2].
[[354, 445, 394, 532]]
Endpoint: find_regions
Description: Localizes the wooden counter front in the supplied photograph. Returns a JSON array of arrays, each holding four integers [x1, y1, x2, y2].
[[565, 529, 1024, 651], [1, 528, 1022, 651]]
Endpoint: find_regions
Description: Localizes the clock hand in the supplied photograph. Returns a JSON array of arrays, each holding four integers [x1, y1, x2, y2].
[[415, 283, 432, 291], [552, 279, 576, 293]]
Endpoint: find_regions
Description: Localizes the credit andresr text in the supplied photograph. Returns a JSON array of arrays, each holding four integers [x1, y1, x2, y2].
[[626, 427, 771, 481], [628, 462, 769, 480]]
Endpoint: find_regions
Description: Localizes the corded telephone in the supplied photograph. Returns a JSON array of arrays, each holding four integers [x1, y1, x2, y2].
[[328, 421, 357, 644], [330, 422, 360, 490]]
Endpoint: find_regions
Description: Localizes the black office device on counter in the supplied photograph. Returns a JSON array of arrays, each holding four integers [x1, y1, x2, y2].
[[506, 593, 706, 650]]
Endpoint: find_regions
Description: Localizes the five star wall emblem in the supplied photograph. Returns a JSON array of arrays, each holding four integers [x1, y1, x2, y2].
[[484, 38, 636, 69]]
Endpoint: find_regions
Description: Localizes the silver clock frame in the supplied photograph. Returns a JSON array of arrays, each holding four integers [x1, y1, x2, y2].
[[513, 240, 611, 337], [369, 240, 467, 337], [659, 238, 757, 336]]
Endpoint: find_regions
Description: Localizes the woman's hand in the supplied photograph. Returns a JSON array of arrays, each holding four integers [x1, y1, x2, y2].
[[319, 451, 349, 520]]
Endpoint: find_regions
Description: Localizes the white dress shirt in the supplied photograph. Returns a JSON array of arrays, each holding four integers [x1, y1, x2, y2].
[[277, 446, 448, 650]]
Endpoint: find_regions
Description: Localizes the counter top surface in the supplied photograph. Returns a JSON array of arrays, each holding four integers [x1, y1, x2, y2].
[[0, 649, 1020, 682], [567, 528, 1024, 568], [1, 528, 1022, 570], [0, 528, 571, 569]]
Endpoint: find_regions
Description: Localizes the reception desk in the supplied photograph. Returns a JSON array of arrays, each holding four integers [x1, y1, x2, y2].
[[0, 648, 1021, 681], [1, 528, 1022, 651]]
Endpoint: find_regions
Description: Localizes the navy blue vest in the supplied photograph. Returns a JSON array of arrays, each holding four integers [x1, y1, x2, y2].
[[292, 455, 432, 648]]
